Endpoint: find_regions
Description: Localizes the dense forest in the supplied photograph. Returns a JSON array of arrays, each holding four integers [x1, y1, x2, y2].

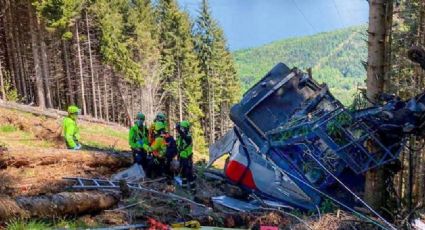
[[363, 0, 425, 223], [234, 25, 367, 105], [0, 0, 241, 153]]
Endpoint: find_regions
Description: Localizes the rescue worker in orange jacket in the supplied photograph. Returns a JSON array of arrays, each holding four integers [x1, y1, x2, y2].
[[148, 112, 168, 144], [147, 121, 176, 178]]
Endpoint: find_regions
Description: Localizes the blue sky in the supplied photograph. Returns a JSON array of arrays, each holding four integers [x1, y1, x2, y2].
[[178, 0, 369, 50]]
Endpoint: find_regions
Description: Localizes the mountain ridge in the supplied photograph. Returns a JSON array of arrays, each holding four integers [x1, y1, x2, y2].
[[233, 25, 367, 104]]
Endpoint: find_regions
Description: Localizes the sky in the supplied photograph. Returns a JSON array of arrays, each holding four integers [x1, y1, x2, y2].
[[178, 0, 369, 50]]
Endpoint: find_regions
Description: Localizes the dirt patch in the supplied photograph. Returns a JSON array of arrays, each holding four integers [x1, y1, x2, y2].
[[0, 108, 62, 145], [0, 148, 131, 197]]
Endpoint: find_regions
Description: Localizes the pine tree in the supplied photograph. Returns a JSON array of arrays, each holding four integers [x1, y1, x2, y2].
[[127, 0, 161, 121], [156, 0, 207, 153], [194, 0, 241, 143]]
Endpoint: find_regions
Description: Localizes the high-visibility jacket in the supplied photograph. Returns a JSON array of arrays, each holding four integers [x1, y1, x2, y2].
[[149, 132, 177, 158], [150, 136, 167, 158], [177, 134, 193, 159], [148, 122, 169, 144], [63, 116, 80, 148], [129, 125, 149, 150]]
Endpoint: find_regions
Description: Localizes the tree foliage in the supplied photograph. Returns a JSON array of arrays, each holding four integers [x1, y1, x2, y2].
[[0, 0, 240, 153]]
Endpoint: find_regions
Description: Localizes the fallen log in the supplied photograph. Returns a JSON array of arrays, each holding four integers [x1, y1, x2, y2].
[[0, 191, 120, 222], [0, 149, 132, 169], [0, 101, 121, 127]]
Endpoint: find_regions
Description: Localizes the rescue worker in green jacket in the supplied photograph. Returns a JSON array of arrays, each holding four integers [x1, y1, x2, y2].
[[129, 112, 150, 170], [176, 120, 195, 193], [148, 112, 168, 144], [63, 105, 81, 150]]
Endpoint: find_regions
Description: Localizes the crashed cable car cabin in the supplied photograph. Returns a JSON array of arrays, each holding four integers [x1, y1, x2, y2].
[[210, 62, 425, 210]]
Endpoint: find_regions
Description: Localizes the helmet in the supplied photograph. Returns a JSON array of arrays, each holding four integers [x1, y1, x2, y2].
[[155, 112, 166, 122], [136, 112, 145, 121], [67, 105, 80, 114], [154, 121, 166, 132], [180, 120, 190, 128]]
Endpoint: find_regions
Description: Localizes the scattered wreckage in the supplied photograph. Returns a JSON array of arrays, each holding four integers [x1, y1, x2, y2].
[[209, 61, 424, 228]]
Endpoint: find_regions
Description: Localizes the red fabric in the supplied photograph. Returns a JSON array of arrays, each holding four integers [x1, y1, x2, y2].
[[148, 217, 169, 230], [225, 160, 257, 189], [260, 226, 279, 230]]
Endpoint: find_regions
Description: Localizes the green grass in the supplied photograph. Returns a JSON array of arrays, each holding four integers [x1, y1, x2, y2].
[[54, 219, 92, 229], [6, 218, 97, 230], [82, 140, 117, 151], [0, 124, 18, 133], [6, 219, 52, 230], [80, 124, 127, 141]]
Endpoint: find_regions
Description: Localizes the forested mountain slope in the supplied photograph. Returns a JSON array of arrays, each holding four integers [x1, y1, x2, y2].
[[0, 0, 240, 151], [234, 25, 367, 104]]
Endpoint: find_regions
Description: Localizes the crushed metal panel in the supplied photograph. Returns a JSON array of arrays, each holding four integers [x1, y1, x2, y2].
[[111, 163, 145, 182], [212, 195, 259, 212], [208, 129, 237, 167]]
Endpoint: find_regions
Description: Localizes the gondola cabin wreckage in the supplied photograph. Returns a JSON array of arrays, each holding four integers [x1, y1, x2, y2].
[[209, 60, 425, 229]]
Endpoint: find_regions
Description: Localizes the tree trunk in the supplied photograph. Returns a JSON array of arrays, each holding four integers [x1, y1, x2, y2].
[[85, 11, 97, 118], [75, 23, 87, 115], [0, 191, 119, 222], [37, 20, 53, 108], [114, 76, 132, 126], [13, 14, 27, 102], [5, 0, 19, 92], [97, 73, 103, 119], [62, 39, 74, 105], [103, 74, 109, 121], [364, 0, 393, 211], [0, 59, 6, 101], [178, 68, 183, 121], [28, 2, 45, 109]]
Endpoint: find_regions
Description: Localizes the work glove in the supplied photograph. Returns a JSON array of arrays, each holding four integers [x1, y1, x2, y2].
[[73, 144, 81, 150], [153, 158, 160, 165]]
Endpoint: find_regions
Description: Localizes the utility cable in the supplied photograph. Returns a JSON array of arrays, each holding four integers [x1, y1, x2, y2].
[[264, 148, 395, 230], [291, 0, 317, 33], [331, 0, 345, 28]]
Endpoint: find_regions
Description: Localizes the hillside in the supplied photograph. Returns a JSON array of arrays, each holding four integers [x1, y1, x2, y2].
[[234, 25, 367, 104], [0, 105, 377, 229]]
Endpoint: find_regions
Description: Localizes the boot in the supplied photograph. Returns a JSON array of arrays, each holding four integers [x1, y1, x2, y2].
[[182, 178, 188, 189], [189, 181, 196, 194]]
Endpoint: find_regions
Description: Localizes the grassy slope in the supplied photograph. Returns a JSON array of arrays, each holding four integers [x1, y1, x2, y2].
[[234, 25, 367, 105], [0, 107, 129, 151]]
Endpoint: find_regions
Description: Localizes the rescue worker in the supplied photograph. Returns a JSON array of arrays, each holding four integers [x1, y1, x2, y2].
[[129, 112, 149, 170], [63, 105, 81, 150], [176, 120, 195, 193], [148, 121, 168, 177], [147, 121, 178, 179], [149, 112, 168, 144]]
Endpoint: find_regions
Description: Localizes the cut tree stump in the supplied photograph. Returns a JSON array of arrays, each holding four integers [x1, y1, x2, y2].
[[0, 191, 120, 222]]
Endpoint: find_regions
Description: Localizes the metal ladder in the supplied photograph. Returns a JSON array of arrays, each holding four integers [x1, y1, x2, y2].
[[63, 177, 144, 190], [63, 177, 209, 209]]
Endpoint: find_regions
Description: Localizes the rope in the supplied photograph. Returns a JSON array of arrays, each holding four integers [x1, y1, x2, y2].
[[291, 0, 316, 33], [264, 149, 394, 230], [305, 149, 397, 230]]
